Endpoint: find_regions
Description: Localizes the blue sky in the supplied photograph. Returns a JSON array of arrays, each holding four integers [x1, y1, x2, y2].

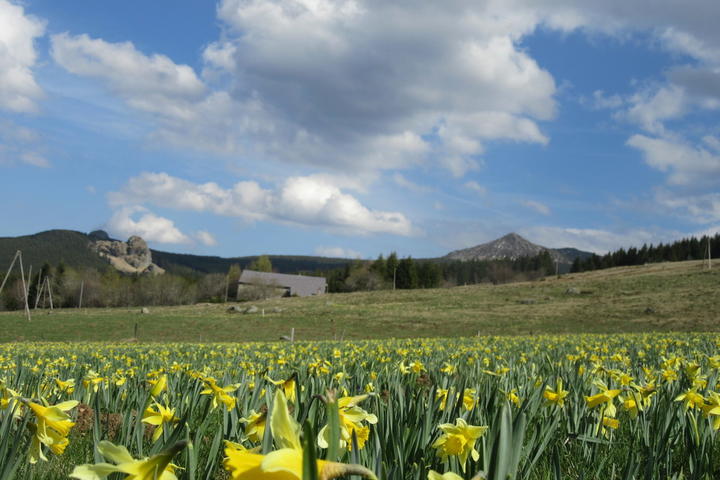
[[2, 0, 720, 259]]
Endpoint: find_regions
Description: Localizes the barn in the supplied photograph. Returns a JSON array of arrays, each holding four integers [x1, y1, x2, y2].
[[237, 270, 327, 297]]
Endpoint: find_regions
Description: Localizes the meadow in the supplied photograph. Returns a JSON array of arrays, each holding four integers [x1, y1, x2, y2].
[[1, 261, 719, 479], [2, 333, 720, 479], [0, 260, 718, 343]]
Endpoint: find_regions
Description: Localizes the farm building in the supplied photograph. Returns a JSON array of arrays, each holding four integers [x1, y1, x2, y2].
[[237, 270, 327, 297]]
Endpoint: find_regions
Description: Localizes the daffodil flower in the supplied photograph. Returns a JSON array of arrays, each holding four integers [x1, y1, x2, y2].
[[428, 471, 463, 480], [200, 377, 239, 410], [317, 394, 377, 451], [239, 410, 266, 443], [70, 440, 186, 480], [675, 388, 705, 410], [702, 391, 720, 430], [432, 418, 488, 472], [55, 378, 75, 395], [267, 374, 297, 403], [142, 401, 179, 442], [25, 399, 78, 464], [543, 379, 569, 407], [148, 374, 167, 398], [224, 389, 376, 480]]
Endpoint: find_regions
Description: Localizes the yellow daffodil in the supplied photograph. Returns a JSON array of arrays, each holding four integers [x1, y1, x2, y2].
[[318, 394, 378, 451], [142, 402, 179, 442], [240, 410, 267, 443], [428, 470, 463, 480], [432, 418, 487, 472], [436, 388, 449, 411], [268, 374, 297, 403], [543, 379, 569, 407], [25, 399, 78, 464], [462, 389, 476, 411], [201, 377, 239, 410], [55, 378, 75, 394], [148, 374, 167, 398], [224, 389, 376, 480], [70, 440, 186, 480], [585, 381, 621, 417], [675, 388, 705, 410], [702, 391, 720, 430]]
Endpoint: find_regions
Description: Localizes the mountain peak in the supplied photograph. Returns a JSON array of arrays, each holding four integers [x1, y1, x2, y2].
[[444, 232, 593, 267]]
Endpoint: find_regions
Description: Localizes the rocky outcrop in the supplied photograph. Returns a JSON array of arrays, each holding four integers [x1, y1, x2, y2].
[[91, 235, 165, 275]]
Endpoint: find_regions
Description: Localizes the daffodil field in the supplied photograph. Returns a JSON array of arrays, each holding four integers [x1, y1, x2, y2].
[[1, 334, 720, 479]]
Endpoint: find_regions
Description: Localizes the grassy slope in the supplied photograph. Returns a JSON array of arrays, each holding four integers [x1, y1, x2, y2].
[[0, 260, 717, 342]]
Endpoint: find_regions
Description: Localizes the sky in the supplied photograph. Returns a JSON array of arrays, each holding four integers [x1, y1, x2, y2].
[[2, 0, 720, 259]]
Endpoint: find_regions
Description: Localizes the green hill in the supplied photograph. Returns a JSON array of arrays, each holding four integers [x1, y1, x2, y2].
[[0, 229, 352, 276], [0, 230, 108, 272], [152, 250, 351, 275], [0, 259, 716, 342]]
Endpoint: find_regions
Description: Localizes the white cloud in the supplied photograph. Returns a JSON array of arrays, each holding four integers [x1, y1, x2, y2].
[[627, 134, 720, 188], [51, 33, 205, 121], [621, 85, 687, 135], [314, 246, 362, 258], [0, 0, 45, 112], [521, 199, 551, 216], [195, 230, 218, 246], [109, 172, 414, 236], [106, 206, 191, 244], [51, 1, 557, 177], [463, 180, 487, 196]]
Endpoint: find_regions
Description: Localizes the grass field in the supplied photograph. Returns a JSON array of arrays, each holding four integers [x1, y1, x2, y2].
[[1, 260, 718, 342]]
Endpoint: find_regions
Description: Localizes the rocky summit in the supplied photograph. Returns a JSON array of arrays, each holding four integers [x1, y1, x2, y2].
[[90, 235, 165, 275], [444, 232, 590, 265]]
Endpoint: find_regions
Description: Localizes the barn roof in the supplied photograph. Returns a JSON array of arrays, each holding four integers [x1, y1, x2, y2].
[[238, 270, 327, 296]]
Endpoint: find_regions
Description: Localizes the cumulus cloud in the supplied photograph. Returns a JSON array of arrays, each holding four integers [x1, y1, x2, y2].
[[51, 33, 205, 120], [627, 134, 720, 188], [621, 85, 687, 135], [106, 206, 191, 244], [50, 1, 561, 177], [521, 200, 551, 216], [108, 172, 414, 236], [0, 0, 45, 113], [314, 246, 362, 258]]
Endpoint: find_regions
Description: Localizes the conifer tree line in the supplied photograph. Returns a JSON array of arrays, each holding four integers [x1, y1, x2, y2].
[[324, 250, 556, 293], [570, 233, 720, 272]]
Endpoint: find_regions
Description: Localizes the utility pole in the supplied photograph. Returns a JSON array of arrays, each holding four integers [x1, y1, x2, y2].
[[707, 237, 712, 270], [393, 266, 397, 291], [78, 280, 84, 308], [17, 251, 31, 322], [0, 251, 19, 296], [45, 276, 54, 310]]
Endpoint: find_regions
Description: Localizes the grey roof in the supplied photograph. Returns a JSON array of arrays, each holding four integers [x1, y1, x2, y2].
[[238, 270, 327, 297]]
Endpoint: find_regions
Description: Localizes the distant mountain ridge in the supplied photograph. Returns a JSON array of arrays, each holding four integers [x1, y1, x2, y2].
[[444, 233, 593, 265], [0, 229, 352, 275]]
